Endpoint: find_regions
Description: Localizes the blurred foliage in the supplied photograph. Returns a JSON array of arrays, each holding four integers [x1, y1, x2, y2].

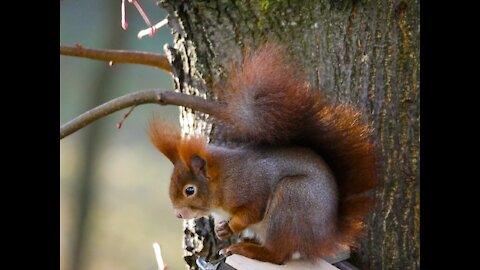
[[60, 1, 185, 269]]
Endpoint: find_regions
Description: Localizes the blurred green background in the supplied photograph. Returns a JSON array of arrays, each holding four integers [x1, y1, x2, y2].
[[60, 1, 185, 269]]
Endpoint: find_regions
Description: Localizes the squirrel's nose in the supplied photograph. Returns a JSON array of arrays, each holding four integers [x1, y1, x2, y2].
[[175, 212, 183, 219]]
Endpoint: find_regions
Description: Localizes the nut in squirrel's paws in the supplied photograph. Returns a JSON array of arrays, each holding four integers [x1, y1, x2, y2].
[[219, 248, 232, 257], [215, 220, 233, 240]]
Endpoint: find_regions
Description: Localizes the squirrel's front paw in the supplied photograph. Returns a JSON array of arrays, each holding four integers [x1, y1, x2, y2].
[[215, 220, 233, 240]]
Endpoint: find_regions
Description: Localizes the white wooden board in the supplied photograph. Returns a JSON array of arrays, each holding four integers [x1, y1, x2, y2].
[[225, 254, 339, 270]]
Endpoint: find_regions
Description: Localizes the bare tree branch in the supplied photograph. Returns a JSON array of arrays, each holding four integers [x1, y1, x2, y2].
[[60, 90, 226, 140], [61, 90, 162, 139], [60, 44, 172, 72]]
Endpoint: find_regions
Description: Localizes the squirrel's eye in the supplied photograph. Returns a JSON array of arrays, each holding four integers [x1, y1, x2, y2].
[[185, 186, 196, 197]]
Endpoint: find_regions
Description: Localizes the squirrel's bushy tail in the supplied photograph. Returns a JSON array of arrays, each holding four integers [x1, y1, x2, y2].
[[215, 43, 378, 253]]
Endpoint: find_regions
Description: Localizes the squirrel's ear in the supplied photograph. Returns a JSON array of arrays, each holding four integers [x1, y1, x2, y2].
[[148, 120, 181, 163], [190, 155, 207, 177]]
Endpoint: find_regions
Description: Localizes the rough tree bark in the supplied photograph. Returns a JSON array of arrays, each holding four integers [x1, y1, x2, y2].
[[158, 0, 419, 269]]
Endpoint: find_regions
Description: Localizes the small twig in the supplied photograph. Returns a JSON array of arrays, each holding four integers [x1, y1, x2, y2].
[[60, 45, 172, 73], [121, 0, 128, 30], [138, 18, 168, 39], [130, 0, 153, 27], [116, 105, 137, 129]]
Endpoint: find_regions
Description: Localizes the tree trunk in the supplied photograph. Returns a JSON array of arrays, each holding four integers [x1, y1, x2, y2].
[[158, 0, 420, 269]]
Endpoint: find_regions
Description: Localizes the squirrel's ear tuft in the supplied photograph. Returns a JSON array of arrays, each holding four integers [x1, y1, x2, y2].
[[148, 118, 181, 163], [177, 136, 217, 181]]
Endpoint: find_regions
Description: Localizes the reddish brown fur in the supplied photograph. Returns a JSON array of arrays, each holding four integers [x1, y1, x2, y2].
[[148, 120, 181, 163], [177, 137, 209, 173], [217, 43, 315, 144], [177, 136, 222, 187], [309, 104, 377, 249]]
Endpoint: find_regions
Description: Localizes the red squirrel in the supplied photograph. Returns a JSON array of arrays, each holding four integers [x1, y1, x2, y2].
[[149, 43, 378, 264]]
